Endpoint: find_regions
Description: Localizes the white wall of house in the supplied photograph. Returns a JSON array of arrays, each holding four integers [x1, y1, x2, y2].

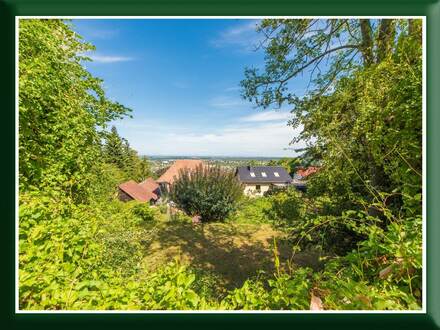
[[243, 184, 271, 196], [273, 183, 290, 188], [243, 183, 291, 196]]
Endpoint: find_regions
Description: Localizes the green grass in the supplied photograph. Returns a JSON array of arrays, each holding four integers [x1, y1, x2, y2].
[[138, 211, 324, 293]]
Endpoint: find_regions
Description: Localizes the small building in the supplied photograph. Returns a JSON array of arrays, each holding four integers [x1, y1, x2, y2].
[[236, 166, 293, 196], [118, 179, 159, 204], [156, 159, 204, 192]]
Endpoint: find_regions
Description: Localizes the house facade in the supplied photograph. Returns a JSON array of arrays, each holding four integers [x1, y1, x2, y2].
[[236, 166, 293, 196]]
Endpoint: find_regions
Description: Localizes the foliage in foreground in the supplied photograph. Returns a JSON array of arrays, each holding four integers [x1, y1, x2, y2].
[[19, 192, 421, 310], [169, 165, 243, 222], [18, 18, 422, 311]]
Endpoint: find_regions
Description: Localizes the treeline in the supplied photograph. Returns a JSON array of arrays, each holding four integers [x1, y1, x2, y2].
[[102, 126, 152, 182]]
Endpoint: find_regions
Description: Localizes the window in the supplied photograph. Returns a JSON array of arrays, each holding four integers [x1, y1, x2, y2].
[[274, 172, 280, 177], [255, 185, 261, 191], [250, 172, 256, 177], [261, 172, 267, 177]]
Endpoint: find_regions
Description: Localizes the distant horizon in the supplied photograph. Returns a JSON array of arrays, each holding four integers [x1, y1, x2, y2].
[[142, 154, 290, 159]]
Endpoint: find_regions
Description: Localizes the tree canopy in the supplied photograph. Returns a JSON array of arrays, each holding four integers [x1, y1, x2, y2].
[[241, 19, 422, 210]]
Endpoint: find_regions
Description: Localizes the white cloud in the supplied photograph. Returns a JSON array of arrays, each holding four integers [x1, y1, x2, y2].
[[211, 20, 263, 52], [240, 110, 292, 122], [115, 120, 304, 157], [88, 55, 134, 63]]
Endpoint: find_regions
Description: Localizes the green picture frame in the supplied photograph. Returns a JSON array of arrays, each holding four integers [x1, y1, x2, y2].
[[1, 0, 439, 328]]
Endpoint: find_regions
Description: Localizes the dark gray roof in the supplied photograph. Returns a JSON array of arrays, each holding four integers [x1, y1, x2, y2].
[[236, 166, 293, 184]]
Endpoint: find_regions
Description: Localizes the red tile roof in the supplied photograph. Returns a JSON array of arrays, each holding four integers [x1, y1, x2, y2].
[[118, 180, 158, 202], [157, 159, 204, 185], [139, 177, 160, 193], [296, 166, 320, 178]]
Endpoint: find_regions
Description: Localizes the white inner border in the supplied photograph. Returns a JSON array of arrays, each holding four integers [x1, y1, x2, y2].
[[15, 15, 427, 314]]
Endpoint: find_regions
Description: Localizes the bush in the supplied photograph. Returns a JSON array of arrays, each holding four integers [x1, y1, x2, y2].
[[131, 203, 157, 222], [229, 196, 273, 224], [221, 268, 311, 310], [313, 213, 422, 310], [169, 165, 243, 222], [288, 194, 422, 310], [266, 187, 306, 225], [19, 193, 106, 309]]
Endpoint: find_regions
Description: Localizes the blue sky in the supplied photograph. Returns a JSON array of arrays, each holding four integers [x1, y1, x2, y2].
[[72, 19, 308, 157]]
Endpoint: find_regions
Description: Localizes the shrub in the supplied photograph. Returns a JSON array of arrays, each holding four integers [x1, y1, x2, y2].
[[288, 194, 422, 310], [142, 261, 211, 310], [169, 165, 243, 222], [313, 213, 422, 310], [19, 193, 105, 309], [131, 203, 157, 222], [98, 228, 144, 276], [266, 187, 306, 225], [221, 268, 311, 310]]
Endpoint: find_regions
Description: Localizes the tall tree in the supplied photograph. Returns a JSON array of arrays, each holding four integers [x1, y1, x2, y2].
[[19, 19, 130, 201], [103, 126, 152, 182], [103, 126, 127, 170]]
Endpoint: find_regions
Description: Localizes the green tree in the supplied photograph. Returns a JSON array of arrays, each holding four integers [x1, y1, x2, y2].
[[103, 126, 127, 170], [137, 157, 153, 181], [241, 19, 422, 209], [102, 126, 153, 182], [19, 19, 130, 201], [169, 165, 243, 222]]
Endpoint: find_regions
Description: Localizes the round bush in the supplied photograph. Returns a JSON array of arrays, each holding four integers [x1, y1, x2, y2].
[[169, 165, 243, 222]]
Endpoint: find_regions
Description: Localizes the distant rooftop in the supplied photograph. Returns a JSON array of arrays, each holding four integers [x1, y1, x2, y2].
[[236, 166, 292, 184], [157, 159, 204, 185]]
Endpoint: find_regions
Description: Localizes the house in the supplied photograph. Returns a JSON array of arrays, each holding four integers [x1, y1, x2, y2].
[[292, 166, 320, 191], [156, 159, 204, 192], [118, 179, 159, 204], [139, 177, 161, 196], [236, 166, 293, 196]]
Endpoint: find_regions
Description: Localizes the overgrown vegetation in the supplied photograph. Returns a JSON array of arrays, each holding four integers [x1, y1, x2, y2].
[[19, 18, 422, 310], [238, 18, 423, 309]]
